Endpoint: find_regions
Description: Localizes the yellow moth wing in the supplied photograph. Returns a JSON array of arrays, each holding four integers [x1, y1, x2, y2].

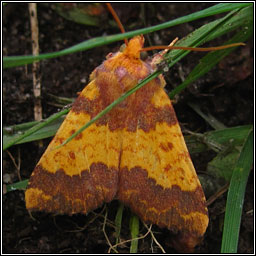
[[117, 83, 208, 248], [25, 80, 121, 214]]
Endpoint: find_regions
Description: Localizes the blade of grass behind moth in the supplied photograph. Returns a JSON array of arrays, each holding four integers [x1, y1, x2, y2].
[[221, 129, 253, 253], [115, 203, 124, 245], [3, 3, 250, 68], [204, 125, 253, 147], [188, 102, 227, 130], [3, 107, 70, 151], [186, 125, 252, 154], [164, 6, 248, 64], [204, 5, 252, 43], [3, 120, 39, 134], [169, 8, 252, 98], [6, 179, 28, 192], [162, 14, 239, 82], [46, 93, 74, 106], [3, 116, 65, 146], [130, 214, 140, 253]]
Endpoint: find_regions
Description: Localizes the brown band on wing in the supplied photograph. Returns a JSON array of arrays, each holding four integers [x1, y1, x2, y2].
[[72, 81, 177, 133], [117, 166, 208, 236], [26, 162, 118, 215]]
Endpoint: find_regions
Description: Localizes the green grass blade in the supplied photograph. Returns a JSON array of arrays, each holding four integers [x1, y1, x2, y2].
[[188, 102, 227, 130], [203, 126, 253, 147], [164, 5, 251, 63], [3, 108, 70, 151], [4, 120, 39, 133], [169, 6, 252, 98], [186, 125, 252, 154], [207, 148, 241, 183], [204, 5, 253, 42], [3, 3, 251, 68], [115, 203, 124, 244], [3, 117, 65, 146], [169, 29, 252, 98], [130, 214, 140, 253], [221, 129, 253, 253], [6, 179, 28, 192]]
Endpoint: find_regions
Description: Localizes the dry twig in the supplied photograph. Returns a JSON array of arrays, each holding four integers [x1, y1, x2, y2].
[[28, 3, 42, 121]]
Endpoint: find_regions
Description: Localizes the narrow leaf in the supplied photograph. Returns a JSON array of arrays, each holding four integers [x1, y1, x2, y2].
[[221, 129, 253, 253]]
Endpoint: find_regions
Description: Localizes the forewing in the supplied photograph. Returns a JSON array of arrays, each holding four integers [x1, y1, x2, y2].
[[25, 80, 121, 215], [117, 84, 208, 250]]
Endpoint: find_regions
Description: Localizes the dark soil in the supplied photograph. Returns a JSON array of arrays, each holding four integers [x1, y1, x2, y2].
[[3, 3, 253, 254]]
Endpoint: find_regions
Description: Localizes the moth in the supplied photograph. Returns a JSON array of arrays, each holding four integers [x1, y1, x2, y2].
[[25, 3, 245, 252], [25, 34, 209, 252]]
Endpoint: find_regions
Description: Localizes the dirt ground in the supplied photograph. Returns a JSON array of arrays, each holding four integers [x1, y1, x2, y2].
[[2, 3, 253, 254]]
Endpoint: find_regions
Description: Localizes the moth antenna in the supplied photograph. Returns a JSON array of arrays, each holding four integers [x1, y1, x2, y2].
[[141, 42, 245, 52], [158, 37, 179, 58], [106, 3, 128, 46]]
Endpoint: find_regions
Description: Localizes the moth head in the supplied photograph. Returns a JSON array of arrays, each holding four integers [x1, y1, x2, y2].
[[123, 35, 145, 59]]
